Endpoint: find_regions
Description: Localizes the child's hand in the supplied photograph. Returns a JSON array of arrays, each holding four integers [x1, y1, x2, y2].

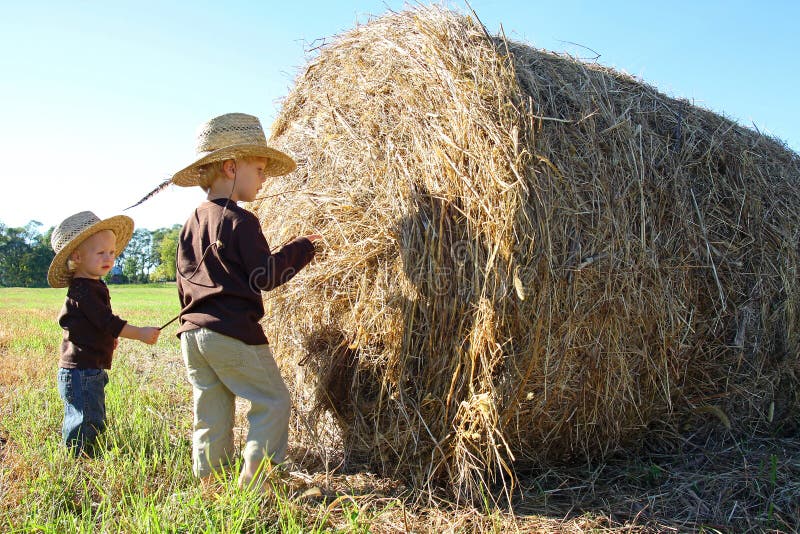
[[113, 338, 119, 350], [306, 234, 322, 242], [139, 327, 160, 345]]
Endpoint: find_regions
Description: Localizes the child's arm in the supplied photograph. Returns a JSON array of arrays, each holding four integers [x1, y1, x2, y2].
[[249, 234, 319, 291], [119, 324, 160, 345], [237, 214, 322, 292]]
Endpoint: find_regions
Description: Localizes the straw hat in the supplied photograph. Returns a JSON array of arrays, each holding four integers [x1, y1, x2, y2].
[[47, 211, 134, 288], [171, 112, 297, 187]]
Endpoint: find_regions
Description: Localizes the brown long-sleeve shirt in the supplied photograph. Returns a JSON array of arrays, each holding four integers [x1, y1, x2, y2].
[[58, 278, 127, 369], [176, 198, 315, 345]]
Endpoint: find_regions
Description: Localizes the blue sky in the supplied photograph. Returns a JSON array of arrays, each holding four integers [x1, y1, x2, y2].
[[1, 1, 797, 231]]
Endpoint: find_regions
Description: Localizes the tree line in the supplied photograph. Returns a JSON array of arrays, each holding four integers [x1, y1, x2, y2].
[[0, 221, 182, 287]]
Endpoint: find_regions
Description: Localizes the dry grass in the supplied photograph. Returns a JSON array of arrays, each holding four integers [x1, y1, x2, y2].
[[1, 286, 797, 530], [250, 4, 800, 505]]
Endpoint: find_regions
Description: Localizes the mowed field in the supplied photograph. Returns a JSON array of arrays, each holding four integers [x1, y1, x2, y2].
[[1, 285, 798, 533]]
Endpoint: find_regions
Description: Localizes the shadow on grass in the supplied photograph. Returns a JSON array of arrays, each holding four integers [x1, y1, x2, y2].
[[283, 429, 800, 532], [490, 430, 800, 532]]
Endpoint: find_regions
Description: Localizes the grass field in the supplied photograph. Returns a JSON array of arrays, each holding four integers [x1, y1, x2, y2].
[[1, 285, 798, 532]]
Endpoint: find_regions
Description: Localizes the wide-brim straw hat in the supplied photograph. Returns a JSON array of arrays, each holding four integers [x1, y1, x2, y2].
[[171, 112, 297, 187], [47, 211, 134, 288]]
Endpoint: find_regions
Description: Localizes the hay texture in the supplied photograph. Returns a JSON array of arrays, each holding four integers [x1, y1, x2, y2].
[[252, 6, 800, 498]]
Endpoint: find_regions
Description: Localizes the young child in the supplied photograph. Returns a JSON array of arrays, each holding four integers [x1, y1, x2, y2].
[[48, 211, 161, 457], [171, 112, 321, 490]]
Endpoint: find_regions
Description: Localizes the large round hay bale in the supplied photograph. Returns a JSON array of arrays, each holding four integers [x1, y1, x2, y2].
[[251, 6, 800, 497]]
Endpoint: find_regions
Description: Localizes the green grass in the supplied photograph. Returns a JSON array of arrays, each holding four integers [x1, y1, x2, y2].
[[3, 285, 798, 532], [0, 284, 179, 356], [0, 285, 392, 532]]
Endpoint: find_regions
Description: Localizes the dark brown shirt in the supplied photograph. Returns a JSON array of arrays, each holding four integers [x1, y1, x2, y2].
[[58, 278, 127, 369], [176, 198, 315, 345]]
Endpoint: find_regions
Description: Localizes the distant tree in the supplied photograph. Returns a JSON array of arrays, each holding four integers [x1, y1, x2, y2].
[[122, 228, 153, 283], [0, 221, 54, 287], [149, 227, 169, 271], [0, 221, 189, 286], [22, 224, 55, 286], [149, 224, 181, 282], [0, 223, 26, 286]]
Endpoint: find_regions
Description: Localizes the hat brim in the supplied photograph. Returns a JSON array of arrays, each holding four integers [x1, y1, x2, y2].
[[47, 215, 135, 288], [171, 144, 297, 187]]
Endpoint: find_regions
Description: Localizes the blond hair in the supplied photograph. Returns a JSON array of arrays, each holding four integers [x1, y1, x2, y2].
[[196, 157, 268, 192], [196, 160, 227, 192]]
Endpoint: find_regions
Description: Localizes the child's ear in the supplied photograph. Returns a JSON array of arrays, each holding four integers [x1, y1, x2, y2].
[[222, 159, 237, 179], [70, 250, 81, 263]]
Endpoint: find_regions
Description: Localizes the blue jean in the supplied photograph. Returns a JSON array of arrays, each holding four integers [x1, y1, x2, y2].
[[57, 367, 109, 456]]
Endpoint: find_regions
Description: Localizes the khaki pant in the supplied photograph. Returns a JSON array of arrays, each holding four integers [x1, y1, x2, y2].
[[180, 328, 290, 482]]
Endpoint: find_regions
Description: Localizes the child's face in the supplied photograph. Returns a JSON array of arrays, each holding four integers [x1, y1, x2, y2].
[[70, 230, 117, 280], [233, 157, 269, 202]]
